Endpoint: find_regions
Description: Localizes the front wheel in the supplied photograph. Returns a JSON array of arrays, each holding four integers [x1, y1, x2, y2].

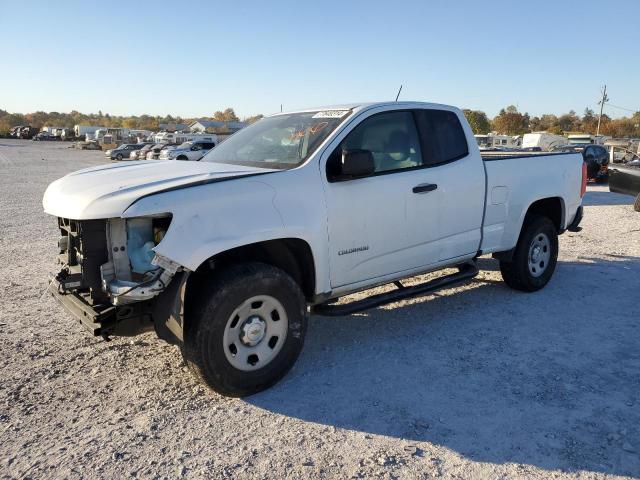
[[183, 263, 308, 397], [499, 215, 559, 292], [115, 153, 123, 161], [634, 193, 640, 212]]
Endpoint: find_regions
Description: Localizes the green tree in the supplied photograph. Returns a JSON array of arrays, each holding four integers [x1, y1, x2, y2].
[[213, 108, 239, 122], [462, 109, 491, 134], [122, 118, 139, 129], [492, 105, 528, 135], [557, 110, 580, 133]]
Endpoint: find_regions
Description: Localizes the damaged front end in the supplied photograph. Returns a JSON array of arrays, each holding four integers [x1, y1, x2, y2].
[[49, 215, 184, 339]]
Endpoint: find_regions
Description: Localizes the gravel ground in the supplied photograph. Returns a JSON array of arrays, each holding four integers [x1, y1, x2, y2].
[[1, 139, 639, 479]]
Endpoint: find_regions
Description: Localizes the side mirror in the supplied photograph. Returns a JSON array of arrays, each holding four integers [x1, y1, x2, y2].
[[340, 149, 375, 178]]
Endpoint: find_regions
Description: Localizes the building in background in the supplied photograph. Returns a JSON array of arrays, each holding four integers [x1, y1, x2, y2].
[[189, 119, 246, 135], [158, 123, 188, 132]]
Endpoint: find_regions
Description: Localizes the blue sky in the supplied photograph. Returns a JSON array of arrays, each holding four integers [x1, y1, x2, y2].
[[0, 0, 638, 119]]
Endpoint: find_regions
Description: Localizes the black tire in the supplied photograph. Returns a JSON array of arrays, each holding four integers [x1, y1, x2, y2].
[[182, 263, 307, 397], [634, 193, 640, 212], [115, 153, 123, 161], [499, 215, 558, 292], [177, 155, 188, 160]]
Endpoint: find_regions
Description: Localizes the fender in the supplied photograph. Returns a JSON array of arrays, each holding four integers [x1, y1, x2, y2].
[[123, 164, 331, 296]]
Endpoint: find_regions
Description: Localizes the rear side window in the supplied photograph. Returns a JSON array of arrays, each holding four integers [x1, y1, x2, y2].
[[414, 109, 468, 166]]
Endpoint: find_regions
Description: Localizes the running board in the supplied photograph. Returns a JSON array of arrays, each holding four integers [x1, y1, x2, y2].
[[312, 262, 479, 316]]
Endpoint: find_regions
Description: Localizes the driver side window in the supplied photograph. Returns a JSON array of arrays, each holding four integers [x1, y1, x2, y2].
[[333, 111, 423, 174]]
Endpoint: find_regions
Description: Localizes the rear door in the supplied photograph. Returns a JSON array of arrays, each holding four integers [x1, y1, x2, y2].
[[412, 108, 485, 261]]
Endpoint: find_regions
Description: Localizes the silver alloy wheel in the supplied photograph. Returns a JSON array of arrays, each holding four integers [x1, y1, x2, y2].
[[222, 295, 288, 372], [528, 232, 551, 277]]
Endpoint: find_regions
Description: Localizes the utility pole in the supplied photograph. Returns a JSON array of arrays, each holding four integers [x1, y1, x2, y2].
[[596, 85, 608, 136]]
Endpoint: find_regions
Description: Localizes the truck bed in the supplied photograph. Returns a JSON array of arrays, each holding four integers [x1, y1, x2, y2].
[[481, 151, 573, 161], [479, 151, 584, 255]]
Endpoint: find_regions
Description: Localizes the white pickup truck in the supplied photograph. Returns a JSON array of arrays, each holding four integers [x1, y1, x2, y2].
[[43, 102, 586, 396]]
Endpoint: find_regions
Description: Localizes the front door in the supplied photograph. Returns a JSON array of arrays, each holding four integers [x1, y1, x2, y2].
[[322, 110, 442, 288]]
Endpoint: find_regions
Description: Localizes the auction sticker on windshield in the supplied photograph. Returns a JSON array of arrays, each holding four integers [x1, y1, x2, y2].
[[312, 110, 350, 118]]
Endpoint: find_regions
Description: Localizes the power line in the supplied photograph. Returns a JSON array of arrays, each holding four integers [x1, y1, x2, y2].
[[606, 103, 638, 113]]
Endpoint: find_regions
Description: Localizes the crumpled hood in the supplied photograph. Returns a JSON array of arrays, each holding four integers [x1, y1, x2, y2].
[[43, 160, 274, 220]]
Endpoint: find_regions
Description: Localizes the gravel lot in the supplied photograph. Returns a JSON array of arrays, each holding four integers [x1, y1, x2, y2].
[[1, 139, 639, 479]]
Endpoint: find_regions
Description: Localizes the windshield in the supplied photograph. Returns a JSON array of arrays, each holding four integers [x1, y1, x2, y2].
[[178, 142, 193, 149], [201, 110, 350, 169]]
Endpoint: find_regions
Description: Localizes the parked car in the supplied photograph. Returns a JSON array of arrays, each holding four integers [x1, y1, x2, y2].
[[158, 141, 216, 161], [146, 143, 176, 160], [552, 144, 609, 182], [129, 143, 156, 160], [43, 101, 585, 397], [33, 131, 57, 141], [609, 162, 640, 211], [109, 143, 145, 161]]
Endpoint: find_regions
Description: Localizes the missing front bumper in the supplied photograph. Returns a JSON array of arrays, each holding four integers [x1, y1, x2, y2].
[[48, 278, 154, 338]]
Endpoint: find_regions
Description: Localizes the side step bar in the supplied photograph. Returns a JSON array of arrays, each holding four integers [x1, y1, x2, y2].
[[312, 262, 479, 316]]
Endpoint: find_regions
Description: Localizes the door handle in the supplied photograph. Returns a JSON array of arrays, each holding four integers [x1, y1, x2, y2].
[[412, 183, 438, 194]]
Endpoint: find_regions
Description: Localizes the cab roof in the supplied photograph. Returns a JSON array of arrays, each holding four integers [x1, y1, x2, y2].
[[270, 101, 458, 117]]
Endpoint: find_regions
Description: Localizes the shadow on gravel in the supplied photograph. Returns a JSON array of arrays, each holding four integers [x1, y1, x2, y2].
[[248, 257, 640, 477], [582, 190, 633, 206]]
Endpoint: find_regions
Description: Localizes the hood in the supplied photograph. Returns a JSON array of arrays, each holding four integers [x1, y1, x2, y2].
[[43, 160, 275, 220]]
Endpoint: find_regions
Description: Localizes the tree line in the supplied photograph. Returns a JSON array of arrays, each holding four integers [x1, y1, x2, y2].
[[0, 107, 263, 135], [1, 105, 638, 138], [464, 106, 640, 138]]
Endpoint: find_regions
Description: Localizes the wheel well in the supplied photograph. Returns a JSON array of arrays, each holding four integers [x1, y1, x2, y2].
[[189, 239, 316, 301], [524, 197, 564, 232]]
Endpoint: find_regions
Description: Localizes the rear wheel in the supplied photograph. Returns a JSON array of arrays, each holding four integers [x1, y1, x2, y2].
[[182, 263, 307, 397], [499, 215, 558, 292]]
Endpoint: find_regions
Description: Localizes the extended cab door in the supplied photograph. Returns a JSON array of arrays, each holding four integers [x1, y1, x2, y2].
[[322, 110, 443, 287], [412, 109, 485, 261]]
